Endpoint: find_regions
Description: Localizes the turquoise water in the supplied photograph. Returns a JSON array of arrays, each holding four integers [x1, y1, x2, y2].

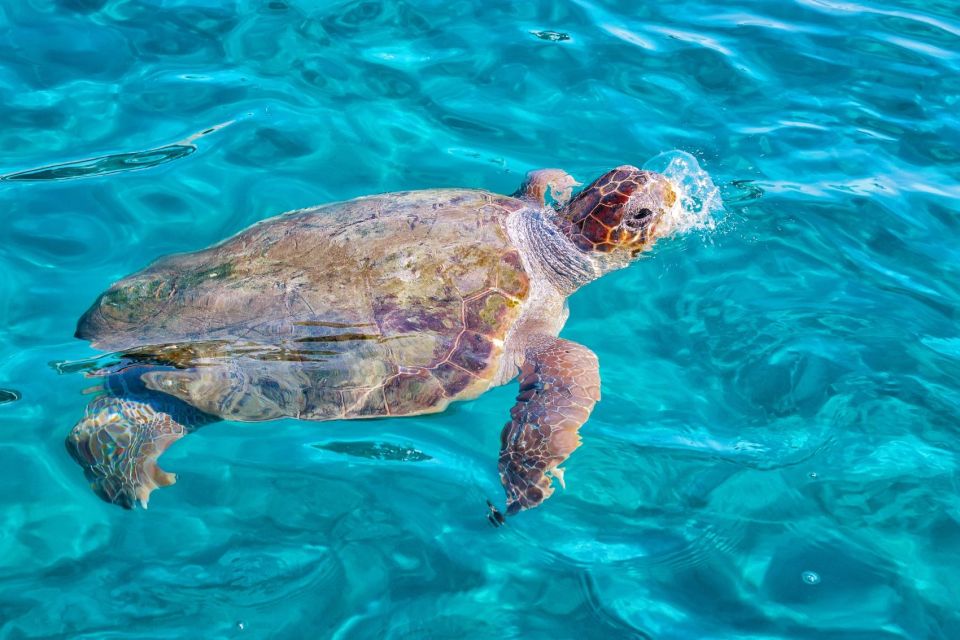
[[1, 0, 959, 637]]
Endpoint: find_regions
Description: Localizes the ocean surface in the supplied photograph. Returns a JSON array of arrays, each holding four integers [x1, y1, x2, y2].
[[1, 0, 959, 638]]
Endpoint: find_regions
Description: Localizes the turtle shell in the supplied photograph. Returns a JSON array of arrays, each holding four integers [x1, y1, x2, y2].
[[76, 189, 532, 421]]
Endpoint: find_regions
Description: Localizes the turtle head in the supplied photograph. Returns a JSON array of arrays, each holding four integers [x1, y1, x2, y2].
[[558, 165, 677, 258]]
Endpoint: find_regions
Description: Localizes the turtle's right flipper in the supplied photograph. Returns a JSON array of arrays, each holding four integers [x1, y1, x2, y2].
[[66, 394, 215, 509], [497, 336, 600, 515]]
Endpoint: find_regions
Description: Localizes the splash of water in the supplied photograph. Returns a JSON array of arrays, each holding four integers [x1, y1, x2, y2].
[[644, 150, 724, 236]]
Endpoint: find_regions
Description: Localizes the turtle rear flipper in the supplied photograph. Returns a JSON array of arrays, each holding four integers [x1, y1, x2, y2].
[[66, 394, 215, 509]]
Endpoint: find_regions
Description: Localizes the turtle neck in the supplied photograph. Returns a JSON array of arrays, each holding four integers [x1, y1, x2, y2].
[[506, 206, 616, 296]]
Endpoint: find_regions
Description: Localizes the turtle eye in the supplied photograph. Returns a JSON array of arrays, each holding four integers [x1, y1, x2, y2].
[[624, 208, 653, 229]]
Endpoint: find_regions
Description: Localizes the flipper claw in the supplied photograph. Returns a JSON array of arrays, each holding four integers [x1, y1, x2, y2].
[[486, 499, 506, 528]]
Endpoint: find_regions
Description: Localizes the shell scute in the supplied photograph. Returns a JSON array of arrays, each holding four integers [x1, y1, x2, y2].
[[496, 250, 529, 299], [465, 291, 515, 335], [374, 294, 460, 336], [382, 370, 445, 415], [442, 244, 499, 298], [354, 387, 388, 417], [448, 331, 494, 373], [431, 362, 474, 397]]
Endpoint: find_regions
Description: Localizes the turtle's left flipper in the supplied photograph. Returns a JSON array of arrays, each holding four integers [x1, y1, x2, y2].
[[498, 336, 600, 515], [514, 169, 580, 208]]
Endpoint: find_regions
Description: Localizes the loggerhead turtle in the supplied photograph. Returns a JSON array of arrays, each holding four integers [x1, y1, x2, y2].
[[66, 165, 678, 518]]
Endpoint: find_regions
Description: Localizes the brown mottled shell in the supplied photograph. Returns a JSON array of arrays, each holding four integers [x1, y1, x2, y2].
[[76, 189, 532, 421]]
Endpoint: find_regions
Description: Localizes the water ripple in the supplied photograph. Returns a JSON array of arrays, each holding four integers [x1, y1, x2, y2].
[[0, 120, 234, 182]]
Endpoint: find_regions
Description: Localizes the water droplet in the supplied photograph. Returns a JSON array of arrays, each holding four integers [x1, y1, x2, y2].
[[801, 571, 820, 585]]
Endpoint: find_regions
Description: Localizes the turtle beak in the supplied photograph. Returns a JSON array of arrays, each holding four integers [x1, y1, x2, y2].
[[643, 173, 679, 244]]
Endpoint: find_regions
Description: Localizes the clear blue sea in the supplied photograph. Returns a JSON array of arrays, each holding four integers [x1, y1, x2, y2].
[[1, 1, 959, 638]]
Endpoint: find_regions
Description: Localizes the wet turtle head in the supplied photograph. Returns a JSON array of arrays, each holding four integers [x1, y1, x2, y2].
[[558, 165, 677, 257]]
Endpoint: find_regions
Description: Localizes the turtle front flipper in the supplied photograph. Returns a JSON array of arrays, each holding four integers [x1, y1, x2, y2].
[[497, 336, 600, 516], [514, 169, 580, 208], [66, 394, 217, 509]]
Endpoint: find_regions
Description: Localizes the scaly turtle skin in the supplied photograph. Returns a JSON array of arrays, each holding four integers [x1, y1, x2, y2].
[[66, 166, 678, 516]]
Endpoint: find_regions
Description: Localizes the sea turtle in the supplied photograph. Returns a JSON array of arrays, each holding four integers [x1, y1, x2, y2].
[[66, 165, 678, 518]]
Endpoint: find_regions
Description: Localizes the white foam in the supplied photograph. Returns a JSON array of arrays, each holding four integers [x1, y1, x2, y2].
[[644, 150, 724, 237]]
